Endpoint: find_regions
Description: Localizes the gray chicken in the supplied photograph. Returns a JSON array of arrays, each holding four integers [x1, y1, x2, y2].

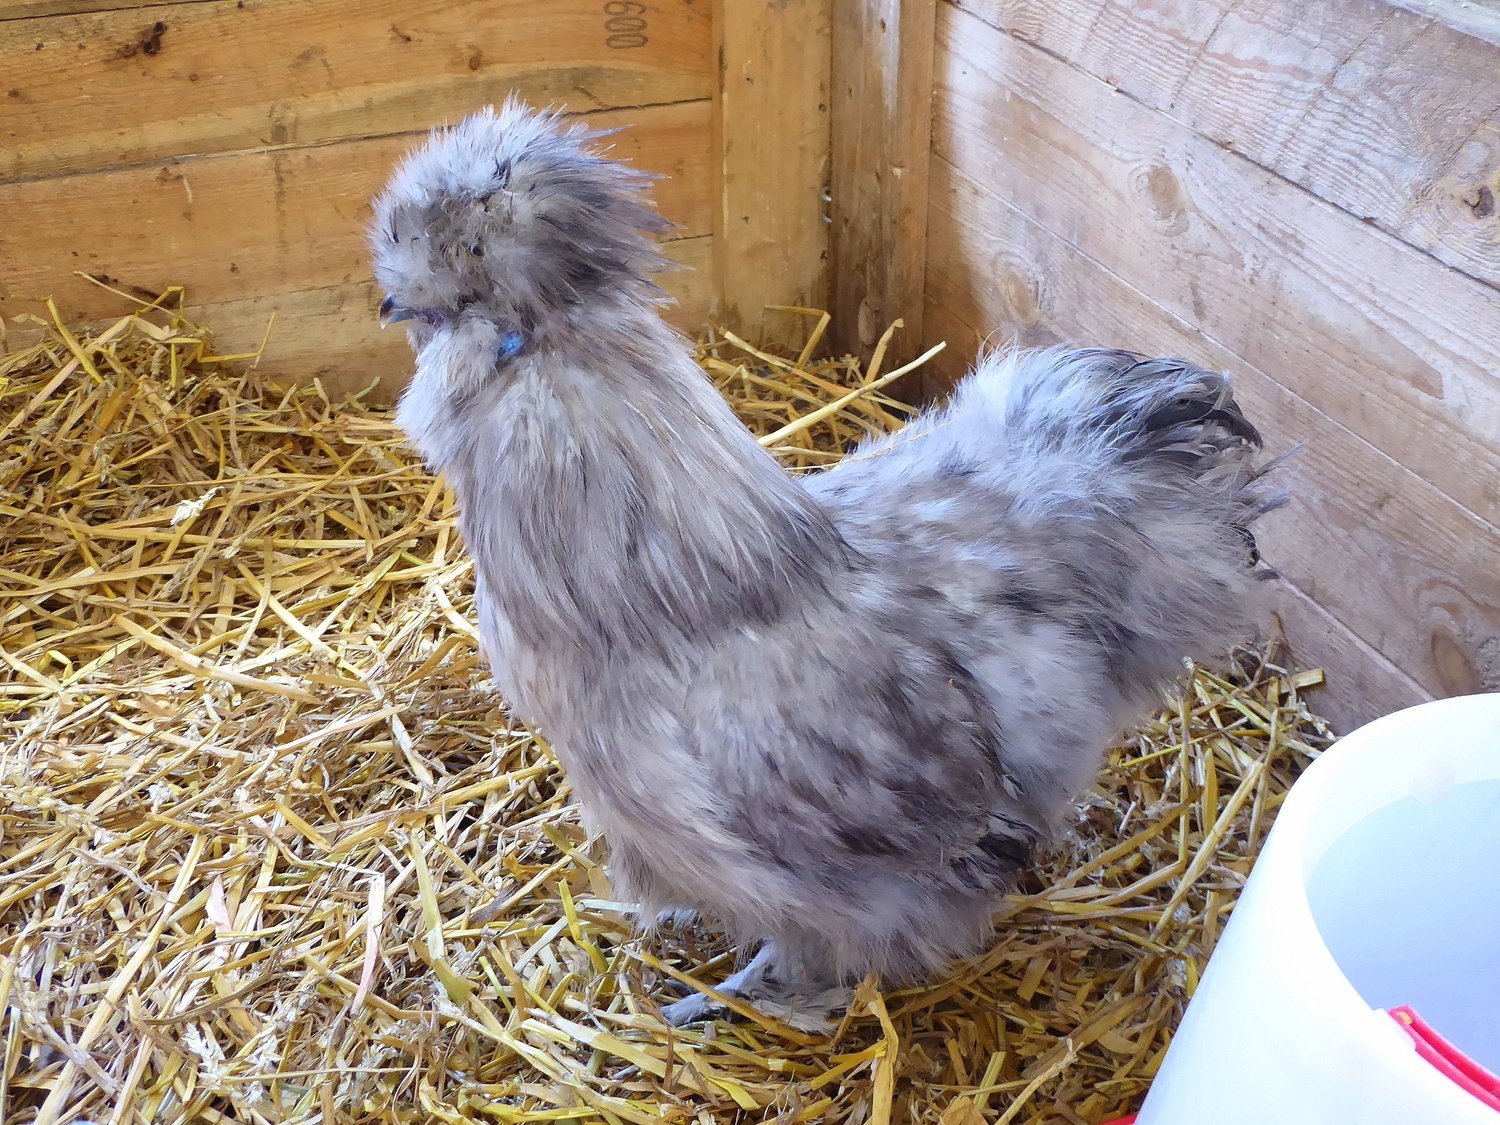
[[369, 100, 1283, 1027]]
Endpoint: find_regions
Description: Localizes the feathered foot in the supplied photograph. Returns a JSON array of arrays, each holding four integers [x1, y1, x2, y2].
[[660, 941, 851, 1032]]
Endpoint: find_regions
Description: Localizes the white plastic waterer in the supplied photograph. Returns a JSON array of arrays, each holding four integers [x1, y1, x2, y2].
[[1135, 693, 1500, 1124]]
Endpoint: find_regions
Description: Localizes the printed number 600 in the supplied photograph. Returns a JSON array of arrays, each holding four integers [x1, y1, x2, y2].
[[604, 1, 648, 48]]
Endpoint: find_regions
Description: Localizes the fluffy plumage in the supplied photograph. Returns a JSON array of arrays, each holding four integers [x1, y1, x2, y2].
[[370, 100, 1284, 1028]]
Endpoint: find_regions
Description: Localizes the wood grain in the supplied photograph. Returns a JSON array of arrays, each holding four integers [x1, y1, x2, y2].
[[174, 235, 714, 402], [934, 4, 1500, 526], [711, 0, 833, 347], [948, 0, 1500, 288], [1, 101, 713, 334], [925, 154, 1500, 726], [1385, 0, 1500, 46], [828, 0, 938, 375], [1, 1, 205, 18], [1, 0, 712, 180]]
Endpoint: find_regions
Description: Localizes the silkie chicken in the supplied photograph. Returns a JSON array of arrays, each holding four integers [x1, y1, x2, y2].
[[369, 100, 1283, 1028]]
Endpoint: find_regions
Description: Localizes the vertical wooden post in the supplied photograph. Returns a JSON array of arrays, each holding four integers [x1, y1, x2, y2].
[[829, 0, 937, 377], [712, 0, 834, 349]]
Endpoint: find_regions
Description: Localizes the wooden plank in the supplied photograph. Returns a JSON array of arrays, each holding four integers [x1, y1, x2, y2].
[[919, 297, 988, 388], [1269, 583, 1433, 733], [0, 1, 205, 19], [1385, 0, 1500, 46], [925, 154, 1500, 727], [828, 0, 938, 375], [711, 0, 833, 348], [934, 4, 1500, 526], [0, 101, 713, 334], [177, 235, 714, 401], [1, 0, 711, 180], [948, 0, 1500, 288]]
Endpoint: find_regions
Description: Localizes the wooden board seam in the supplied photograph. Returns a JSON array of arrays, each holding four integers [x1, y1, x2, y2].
[[1, 232, 712, 314], [0, 0, 218, 21], [933, 8, 1500, 526], [1273, 580, 1428, 696], [0, 96, 714, 188], [927, 148, 1500, 539], [940, 0, 1500, 296]]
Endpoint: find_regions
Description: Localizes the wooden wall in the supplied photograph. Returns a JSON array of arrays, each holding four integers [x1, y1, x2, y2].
[[919, 0, 1500, 727], [0, 0, 833, 396], [5, 0, 1497, 728]]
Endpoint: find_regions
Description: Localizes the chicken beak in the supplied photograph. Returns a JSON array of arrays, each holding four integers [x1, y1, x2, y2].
[[378, 295, 416, 329]]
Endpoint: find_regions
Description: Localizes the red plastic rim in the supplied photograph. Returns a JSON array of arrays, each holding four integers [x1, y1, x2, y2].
[[1389, 1006, 1500, 1113]]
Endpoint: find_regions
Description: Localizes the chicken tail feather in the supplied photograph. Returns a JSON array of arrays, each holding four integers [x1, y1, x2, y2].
[[1089, 350, 1288, 569], [947, 346, 1290, 708]]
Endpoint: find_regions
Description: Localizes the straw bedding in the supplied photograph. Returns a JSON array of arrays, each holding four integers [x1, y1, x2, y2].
[[1, 295, 1332, 1125]]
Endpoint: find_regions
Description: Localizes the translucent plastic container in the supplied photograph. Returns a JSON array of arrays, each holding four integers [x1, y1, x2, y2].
[[1136, 693, 1500, 1124]]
